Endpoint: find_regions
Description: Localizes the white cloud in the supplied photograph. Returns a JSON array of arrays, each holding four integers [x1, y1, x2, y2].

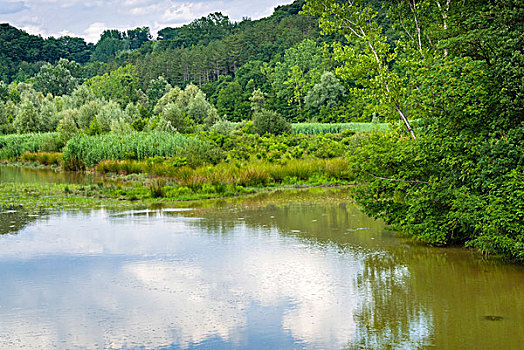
[[128, 3, 161, 16], [1, 0, 294, 42], [161, 2, 204, 22], [83, 22, 107, 43], [20, 24, 47, 37], [0, 210, 366, 349]]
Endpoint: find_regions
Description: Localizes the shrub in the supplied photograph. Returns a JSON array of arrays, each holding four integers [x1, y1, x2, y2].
[[253, 109, 291, 136]]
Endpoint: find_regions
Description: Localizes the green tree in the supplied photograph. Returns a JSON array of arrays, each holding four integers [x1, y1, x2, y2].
[[92, 37, 125, 62], [154, 84, 217, 126], [303, 0, 418, 138], [33, 59, 78, 96], [13, 100, 40, 133], [96, 101, 127, 132], [56, 110, 79, 143], [249, 89, 265, 114], [146, 76, 171, 106], [271, 39, 324, 120], [0, 101, 16, 134], [77, 100, 102, 130], [86, 65, 139, 106], [160, 103, 193, 133], [39, 97, 60, 132], [305, 0, 524, 261], [216, 81, 250, 121], [305, 71, 345, 110], [253, 109, 291, 135]]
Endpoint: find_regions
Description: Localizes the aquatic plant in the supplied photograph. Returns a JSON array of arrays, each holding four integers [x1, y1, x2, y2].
[[62, 131, 223, 170], [291, 122, 389, 135], [0, 133, 62, 160]]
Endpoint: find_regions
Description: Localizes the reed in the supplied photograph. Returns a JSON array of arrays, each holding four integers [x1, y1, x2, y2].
[[291, 122, 389, 135], [62, 132, 223, 170], [0, 133, 62, 160]]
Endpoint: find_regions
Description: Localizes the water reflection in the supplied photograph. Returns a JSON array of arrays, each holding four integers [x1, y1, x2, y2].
[[0, 209, 47, 235], [0, 194, 523, 349], [0, 165, 99, 184]]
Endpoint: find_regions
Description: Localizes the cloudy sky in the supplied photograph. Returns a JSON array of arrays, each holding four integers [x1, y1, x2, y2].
[[0, 0, 295, 43]]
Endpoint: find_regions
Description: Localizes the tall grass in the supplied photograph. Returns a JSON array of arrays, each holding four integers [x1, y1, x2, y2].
[[173, 158, 354, 187], [292, 122, 389, 135], [62, 132, 223, 170], [0, 133, 62, 160], [93, 158, 353, 187], [20, 152, 62, 166]]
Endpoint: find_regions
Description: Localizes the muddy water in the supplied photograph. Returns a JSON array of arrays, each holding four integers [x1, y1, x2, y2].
[[0, 185, 523, 349], [0, 165, 101, 184]]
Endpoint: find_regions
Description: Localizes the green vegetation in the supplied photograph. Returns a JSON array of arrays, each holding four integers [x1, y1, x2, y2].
[[304, 0, 524, 262], [0, 0, 522, 262], [292, 122, 388, 135], [0, 133, 62, 159], [61, 132, 223, 170]]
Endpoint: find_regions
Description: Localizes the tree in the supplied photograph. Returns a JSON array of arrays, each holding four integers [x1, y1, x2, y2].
[[0, 81, 8, 102], [56, 110, 79, 143], [305, 0, 524, 261], [39, 97, 60, 132], [0, 101, 16, 134], [303, 0, 417, 139], [33, 59, 79, 96], [92, 38, 125, 62], [77, 100, 102, 130], [14, 100, 40, 133], [216, 81, 250, 121], [96, 101, 127, 132], [154, 84, 217, 126], [305, 71, 344, 110], [146, 76, 171, 106], [253, 109, 291, 135], [126, 27, 152, 50], [271, 39, 324, 120], [249, 89, 265, 114], [86, 65, 139, 106], [304, 71, 345, 120], [160, 103, 193, 133]]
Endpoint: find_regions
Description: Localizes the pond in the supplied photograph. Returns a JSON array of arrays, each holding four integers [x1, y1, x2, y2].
[[0, 171, 523, 349]]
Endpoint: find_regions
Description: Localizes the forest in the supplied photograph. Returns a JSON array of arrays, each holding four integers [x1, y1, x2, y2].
[[0, 0, 522, 262]]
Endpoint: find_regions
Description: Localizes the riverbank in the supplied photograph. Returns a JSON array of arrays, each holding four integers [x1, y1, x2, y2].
[[0, 174, 354, 213]]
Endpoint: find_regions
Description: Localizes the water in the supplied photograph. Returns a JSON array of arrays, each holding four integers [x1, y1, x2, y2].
[[0, 165, 105, 185], [1, 173, 523, 349]]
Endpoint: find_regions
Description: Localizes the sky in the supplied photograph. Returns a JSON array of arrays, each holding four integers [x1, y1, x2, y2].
[[0, 0, 295, 43]]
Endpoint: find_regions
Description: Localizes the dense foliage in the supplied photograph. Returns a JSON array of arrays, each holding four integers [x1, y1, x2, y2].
[[305, 0, 524, 261], [1, 0, 522, 262]]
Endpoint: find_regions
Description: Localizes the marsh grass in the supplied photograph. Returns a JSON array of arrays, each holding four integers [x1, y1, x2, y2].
[[292, 122, 389, 135], [62, 132, 223, 170], [93, 157, 352, 188], [0, 133, 62, 160], [20, 152, 62, 166]]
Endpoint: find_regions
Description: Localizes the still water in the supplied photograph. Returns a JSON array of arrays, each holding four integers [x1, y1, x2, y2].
[[0, 165, 105, 185], [0, 186, 523, 349]]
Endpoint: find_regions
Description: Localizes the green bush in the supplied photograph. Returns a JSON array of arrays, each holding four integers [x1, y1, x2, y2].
[[253, 109, 291, 136]]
